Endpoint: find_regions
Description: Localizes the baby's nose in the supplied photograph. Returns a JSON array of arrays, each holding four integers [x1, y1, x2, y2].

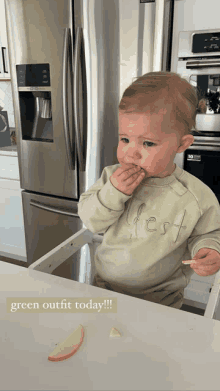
[[126, 152, 142, 165], [127, 147, 142, 158]]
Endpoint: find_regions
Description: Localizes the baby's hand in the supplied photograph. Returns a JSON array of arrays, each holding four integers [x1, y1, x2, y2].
[[182, 248, 220, 276], [110, 164, 145, 196]]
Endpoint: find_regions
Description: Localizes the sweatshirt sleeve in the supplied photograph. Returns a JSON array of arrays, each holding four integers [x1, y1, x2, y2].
[[188, 189, 220, 258], [77, 165, 132, 234]]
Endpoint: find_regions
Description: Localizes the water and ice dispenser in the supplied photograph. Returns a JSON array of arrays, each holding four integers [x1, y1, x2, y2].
[[16, 63, 53, 142]]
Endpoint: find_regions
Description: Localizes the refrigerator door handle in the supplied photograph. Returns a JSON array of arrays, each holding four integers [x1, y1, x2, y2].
[[30, 199, 80, 218], [74, 27, 84, 171], [153, 0, 165, 71], [63, 28, 75, 170]]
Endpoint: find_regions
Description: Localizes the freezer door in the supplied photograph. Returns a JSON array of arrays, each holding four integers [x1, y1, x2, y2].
[[22, 191, 83, 281]]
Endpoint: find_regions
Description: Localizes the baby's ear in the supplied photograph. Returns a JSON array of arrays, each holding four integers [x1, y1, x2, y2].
[[176, 134, 194, 154]]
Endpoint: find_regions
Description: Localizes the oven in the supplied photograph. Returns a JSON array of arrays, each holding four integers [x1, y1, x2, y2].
[[174, 29, 220, 204]]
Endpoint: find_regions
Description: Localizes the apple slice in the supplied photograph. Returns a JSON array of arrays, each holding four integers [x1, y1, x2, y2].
[[109, 327, 121, 338], [48, 324, 84, 362]]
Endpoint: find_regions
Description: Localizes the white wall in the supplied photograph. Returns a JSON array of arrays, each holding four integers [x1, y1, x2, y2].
[[171, 0, 220, 72]]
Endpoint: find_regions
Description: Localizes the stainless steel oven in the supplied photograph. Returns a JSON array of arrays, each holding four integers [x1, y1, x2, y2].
[[183, 137, 220, 203], [174, 29, 220, 204]]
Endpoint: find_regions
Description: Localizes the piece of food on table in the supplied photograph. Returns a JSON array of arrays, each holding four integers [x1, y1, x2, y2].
[[109, 327, 121, 338], [48, 324, 84, 362]]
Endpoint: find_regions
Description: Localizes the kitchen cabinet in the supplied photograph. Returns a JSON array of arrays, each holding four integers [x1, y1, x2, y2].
[[0, 148, 26, 261], [0, 0, 10, 80]]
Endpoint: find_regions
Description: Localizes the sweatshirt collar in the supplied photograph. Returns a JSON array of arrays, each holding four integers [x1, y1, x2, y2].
[[141, 164, 183, 186]]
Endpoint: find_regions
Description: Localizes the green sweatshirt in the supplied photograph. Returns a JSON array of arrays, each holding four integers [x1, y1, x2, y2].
[[78, 163, 220, 295]]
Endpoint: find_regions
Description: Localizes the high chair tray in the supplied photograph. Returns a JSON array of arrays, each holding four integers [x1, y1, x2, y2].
[[1, 261, 220, 391]]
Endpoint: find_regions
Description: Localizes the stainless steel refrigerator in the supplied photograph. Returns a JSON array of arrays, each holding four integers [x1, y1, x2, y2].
[[5, 0, 174, 282]]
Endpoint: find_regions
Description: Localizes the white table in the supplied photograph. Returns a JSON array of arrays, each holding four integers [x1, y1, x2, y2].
[[1, 260, 220, 391]]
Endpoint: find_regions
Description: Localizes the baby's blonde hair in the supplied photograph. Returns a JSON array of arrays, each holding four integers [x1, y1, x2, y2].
[[119, 71, 199, 136]]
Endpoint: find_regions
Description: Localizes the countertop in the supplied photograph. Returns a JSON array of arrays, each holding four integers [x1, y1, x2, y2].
[[0, 145, 18, 156]]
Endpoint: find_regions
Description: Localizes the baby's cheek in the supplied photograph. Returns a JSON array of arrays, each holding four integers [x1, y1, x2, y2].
[[117, 149, 124, 162]]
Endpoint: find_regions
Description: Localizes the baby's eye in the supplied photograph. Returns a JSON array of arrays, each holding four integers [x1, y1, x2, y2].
[[120, 137, 129, 143], [120, 138, 155, 147], [143, 141, 155, 147]]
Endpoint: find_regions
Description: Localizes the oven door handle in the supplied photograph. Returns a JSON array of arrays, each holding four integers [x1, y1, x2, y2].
[[193, 139, 220, 146], [188, 143, 220, 151], [186, 59, 220, 68]]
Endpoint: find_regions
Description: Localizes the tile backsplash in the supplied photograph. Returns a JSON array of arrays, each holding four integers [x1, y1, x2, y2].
[[0, 81, 15, 127], [0, 80, 16, 145]]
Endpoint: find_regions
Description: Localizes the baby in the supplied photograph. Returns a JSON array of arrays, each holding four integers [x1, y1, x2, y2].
[[78, 71, 220, 310]]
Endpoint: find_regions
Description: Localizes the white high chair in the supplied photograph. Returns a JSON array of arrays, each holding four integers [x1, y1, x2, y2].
[[28, 227, 220, 320]]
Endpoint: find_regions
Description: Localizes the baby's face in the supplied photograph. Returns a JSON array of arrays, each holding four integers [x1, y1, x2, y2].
[[117, 109, 183, 179]]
